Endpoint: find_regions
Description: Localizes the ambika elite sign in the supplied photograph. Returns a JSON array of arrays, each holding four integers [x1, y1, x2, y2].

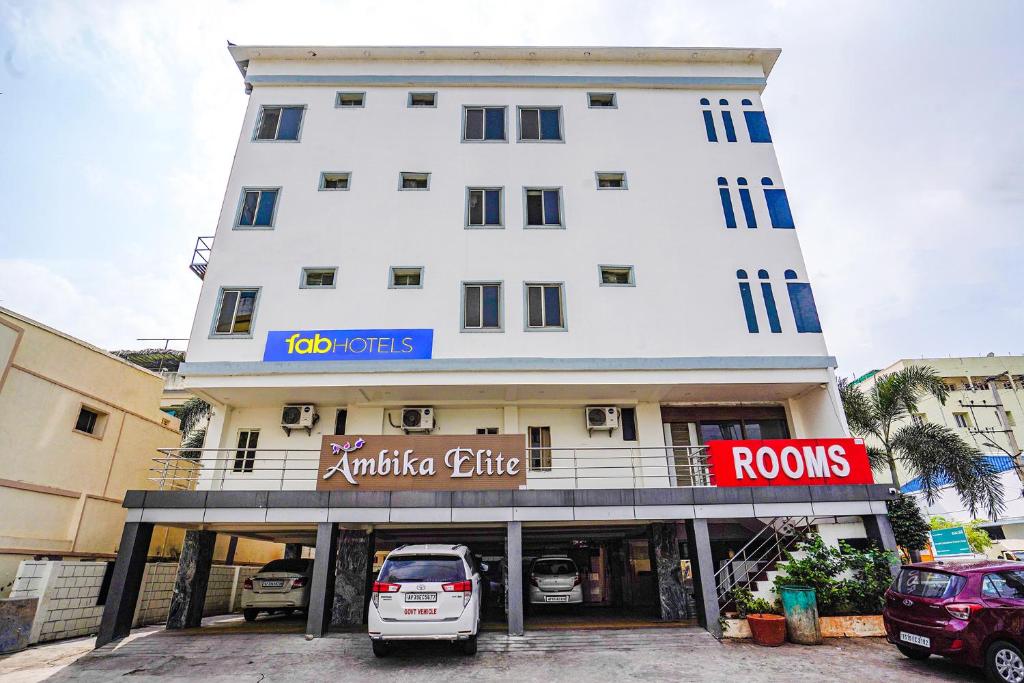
[[707, 438, 874, 487], [263, 329, 433, 361]]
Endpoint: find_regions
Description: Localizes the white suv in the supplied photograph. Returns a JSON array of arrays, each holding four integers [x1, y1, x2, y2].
[[368, 544, 483, 656]]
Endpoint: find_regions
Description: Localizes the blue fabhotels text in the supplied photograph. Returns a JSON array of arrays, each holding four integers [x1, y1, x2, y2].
[[263, 329, 433, 361]]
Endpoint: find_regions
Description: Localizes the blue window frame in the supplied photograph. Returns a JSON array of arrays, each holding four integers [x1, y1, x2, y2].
[[254, 106, 303, 141], [786, 271, 822, 333], [744, 110, 772, 143], [236, 188, 279, 227], [762, 178, 795, 228], [738, 178, 757, 229], [758, 269, 782, 333], [718, 178, 736, 229], [736, 270, 758, 333]]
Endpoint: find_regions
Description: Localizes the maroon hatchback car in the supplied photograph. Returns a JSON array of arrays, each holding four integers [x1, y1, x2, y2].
[[883, 560, 1024, 682]]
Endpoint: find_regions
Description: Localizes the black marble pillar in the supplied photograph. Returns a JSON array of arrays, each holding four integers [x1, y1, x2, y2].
[[649, 522, 688, 621], [331, 528, 371, 627], [96, 522, 154, 648], [306, 523, 338, 637], [166, 530, 216, 629], [284, 543, 303, 559]]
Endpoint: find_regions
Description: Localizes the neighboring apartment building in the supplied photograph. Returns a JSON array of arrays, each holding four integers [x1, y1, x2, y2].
[[96, 45, 896, 646]]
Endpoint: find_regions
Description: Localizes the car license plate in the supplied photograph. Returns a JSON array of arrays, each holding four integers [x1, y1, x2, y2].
[[545, 595, 569, 603], [900, 632, 930, 648], [405, 593, 437, 602], [260, 580, 283, 588]]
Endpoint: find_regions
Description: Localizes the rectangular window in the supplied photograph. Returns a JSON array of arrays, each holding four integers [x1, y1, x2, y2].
[[525, 283, 565, 330], [463, 106, 506, 141], [954, 412, 970, 428], [399, 172, 430, 190], [518, 107, 562, 141], [408, 92, 436, 107], [744, 110, 772, 143], [236, 188, 279, 228], [528, 426, 552, 471], [463, 282, 502, 331], [74, 406, 102, 435], [301, 268, 336, 289], [476, 427, 499, 435], [599, 265, 635, 286], [525, 188, 562, 227], [596, 172, 627, 189], [588, 92, 616, 108], [911, 413, 926, 426], [334, 409, 347, 435], [213, 288, 258, 336], [233, 429, 259, 473], [467, 188, 502, 227], [621, 407, 638, 442], [1006, 411, 1016, 427], [254, 105, 303, 141], [319, 172, 351, 190], [335, 92, 365, 107], [389, 266, 423, 289], [764, 188, 795, 229], [786, 282, 822, 333]]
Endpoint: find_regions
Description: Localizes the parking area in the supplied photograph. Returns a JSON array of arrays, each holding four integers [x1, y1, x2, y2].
[[0, 620, 986, 682]]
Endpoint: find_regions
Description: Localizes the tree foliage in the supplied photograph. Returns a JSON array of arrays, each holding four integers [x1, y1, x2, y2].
[[930, 516, 993, 554], [886, 493, 931, 550]]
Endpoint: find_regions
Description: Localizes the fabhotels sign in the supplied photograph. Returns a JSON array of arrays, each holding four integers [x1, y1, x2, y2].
[[263, 329, 433, 361], [707, 438, 874, 487], [316, 434, 527, 491]]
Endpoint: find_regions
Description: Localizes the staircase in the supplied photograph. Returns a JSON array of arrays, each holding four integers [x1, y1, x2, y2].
[[714, 516, 814, 611]]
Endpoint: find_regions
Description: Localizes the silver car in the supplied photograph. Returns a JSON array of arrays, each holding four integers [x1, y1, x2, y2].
[[241, 558, 313, 621], [528, 556, 583, 605]]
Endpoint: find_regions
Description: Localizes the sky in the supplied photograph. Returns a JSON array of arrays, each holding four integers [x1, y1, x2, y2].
[[0, 0, 1021, 379]]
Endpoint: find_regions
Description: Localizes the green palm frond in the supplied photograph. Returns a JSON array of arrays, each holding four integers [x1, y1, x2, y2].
[[838, 378, 880, 439]]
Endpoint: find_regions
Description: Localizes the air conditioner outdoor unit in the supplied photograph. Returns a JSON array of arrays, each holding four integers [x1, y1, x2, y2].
[[402, 407, 435, 433], [281, 404, 318, 435], [586, 406, 620, 433]]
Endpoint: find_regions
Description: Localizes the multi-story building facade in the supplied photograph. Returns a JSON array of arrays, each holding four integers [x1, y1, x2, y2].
[[97, 45, 896, 646]]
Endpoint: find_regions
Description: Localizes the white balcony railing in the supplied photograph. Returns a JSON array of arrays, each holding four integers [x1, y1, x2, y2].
[[151, 445, 712, 492]]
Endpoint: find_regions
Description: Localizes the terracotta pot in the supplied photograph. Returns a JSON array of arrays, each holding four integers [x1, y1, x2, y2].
[[747, 613, 787, 647]]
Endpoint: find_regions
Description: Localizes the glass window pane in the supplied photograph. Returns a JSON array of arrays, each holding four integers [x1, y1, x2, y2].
[[216, 291, 238, 333], [464, 286, 481, 327], [527, 286, 543, 327], [237, 431, 249, 448], [543, 190, 560, 225], [540, 109, 560, 140], [465, 109, 483, 139], [544, 286, 562, 327], [468, 190, 483, 224], [526, 191, 543, 225], [254, 190, 277, 226], [277, 107, 302, 140], [256, 107, 280, 140], [239, 191, 259, 225], [485, 108, 504, 140], [485, 190, 500, 224], [233, 291, 256, 333], [482, 285, 500, 328], [521, 108, 539, 139]]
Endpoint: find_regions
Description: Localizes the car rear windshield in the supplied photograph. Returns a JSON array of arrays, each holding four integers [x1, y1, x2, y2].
[[895, 568, 965, 598], [259, 559, 311, 574], [532, 559, 577, 576], [983, 571, 1024, 599], [378, 555, 466, 583]]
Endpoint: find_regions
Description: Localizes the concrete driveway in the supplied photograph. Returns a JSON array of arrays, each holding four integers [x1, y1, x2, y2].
[[0, 616, 986, 682]]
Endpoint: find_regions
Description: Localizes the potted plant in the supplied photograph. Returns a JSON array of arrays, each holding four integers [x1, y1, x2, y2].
[[730, 587, 786, 646]]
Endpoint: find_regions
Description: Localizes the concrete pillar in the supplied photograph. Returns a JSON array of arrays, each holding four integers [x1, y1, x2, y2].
[[167, 530, 216, 630], [284, 543, 303, 559], [198, 403, 230, 489], [649, 522, 687, 621], [96, 522, 154, 648], [331, 528, 371, 627], [306, 523, 338, 637], [863, 513, 901, 575], [685, 518, 722, 638], [506, 521, 524, 636]]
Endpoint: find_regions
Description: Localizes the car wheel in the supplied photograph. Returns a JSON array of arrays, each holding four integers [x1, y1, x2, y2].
[[371, 640, 389, 658], [243, 609, 259, 622], [461, 635, 478, 656], [988, 641, 1024, 683], [896, 644, 930, 661]]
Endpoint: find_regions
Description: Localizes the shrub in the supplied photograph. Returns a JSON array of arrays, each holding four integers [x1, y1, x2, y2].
[[728, 586, 780, 617]]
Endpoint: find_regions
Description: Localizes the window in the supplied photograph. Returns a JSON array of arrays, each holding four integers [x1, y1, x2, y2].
[[518, 107, 562, 141], [462, 282, 502, 331], [762, 177, 795, 229], [596, 172, 627, 189], [984, 572, 1024, 599], [335, 92, 365, 107], [334, 409, 347, 435], [319, 172, 351, 190], [233, 429, 259, 473], [213, 288, 258, 336], [408, 92, 436, 107], [744, 109, 772, 143], [599, 265, 635, 286], [784, 270, 822, 333], [759, 269, 781, 334], [74, 406, 105, 436], [1007, 411, 1016, 427], [737, 177, 757, 229], [236, 188, 279, 228], [467, 188, 503, 227], [736, 270, 758, 333], [525, 188, 563, 227], [476, 427, 499, 435], [463, 106, 506, 141], [717, 178, 736, 229], [621, 407, 638, 442], [389, 266, 423, 289], [700, 97, 717, 142], [399, 172, 430, 190], [300, 268, 337, 289], [525, 283, 565, 330], [719, 99, 737, 142], [953, 412, 970, 428], [895, 568, 964, 598], [254, 105, 304, 141], [528, 426, 552, 471], [911, 413, 927, 426], [588, 92, 616, 108]]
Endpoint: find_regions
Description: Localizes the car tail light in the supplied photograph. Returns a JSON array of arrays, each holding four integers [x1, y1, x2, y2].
[[291, 577, 308, 589], [371, 581, 400, 608], [530, 576, 539, 587], [945, 603, 983, 620], [243, 577, 253, 590], [442, 581, 472, 593], [573, 574, 581, 587]]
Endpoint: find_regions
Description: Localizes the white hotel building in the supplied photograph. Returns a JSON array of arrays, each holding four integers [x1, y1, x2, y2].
[[97, 45, 896, 646]]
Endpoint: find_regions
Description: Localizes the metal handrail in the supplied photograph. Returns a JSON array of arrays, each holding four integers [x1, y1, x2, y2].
[[713, 516, 814, 608]]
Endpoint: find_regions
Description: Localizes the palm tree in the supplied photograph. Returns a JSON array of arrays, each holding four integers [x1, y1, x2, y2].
[[175, 397, 211, 457], [840, 365, 1004, 519]]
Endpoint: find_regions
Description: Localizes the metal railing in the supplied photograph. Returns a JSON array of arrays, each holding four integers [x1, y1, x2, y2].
[[714, 516, 814, 609], [150, 445, 712, 492], [189, 236, 214, 280]]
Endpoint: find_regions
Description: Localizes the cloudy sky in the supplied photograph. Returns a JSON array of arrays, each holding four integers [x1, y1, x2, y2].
[[0, 1, 1021, 378]]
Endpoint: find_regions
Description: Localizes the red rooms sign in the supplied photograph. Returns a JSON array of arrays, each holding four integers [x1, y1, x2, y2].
[[707, 438, 874, 487]]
